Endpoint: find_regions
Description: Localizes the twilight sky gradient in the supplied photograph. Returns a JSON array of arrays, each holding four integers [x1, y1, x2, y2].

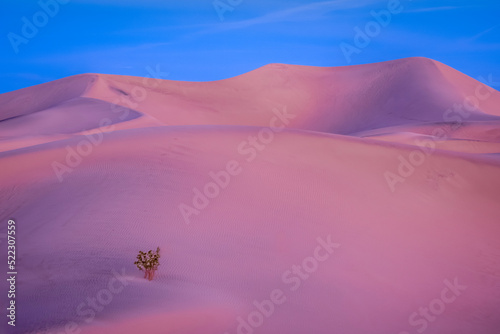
[[1, 0, 499, 94]]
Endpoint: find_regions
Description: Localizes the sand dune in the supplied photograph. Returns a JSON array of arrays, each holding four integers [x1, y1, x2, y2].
[[2, 57, 499, 142], [0, 58, 499, 334]]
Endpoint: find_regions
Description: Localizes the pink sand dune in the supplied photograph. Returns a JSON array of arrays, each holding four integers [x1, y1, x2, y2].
[[0, 58, 499, 334]]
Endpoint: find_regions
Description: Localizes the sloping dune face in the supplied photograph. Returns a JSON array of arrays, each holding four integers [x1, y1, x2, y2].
[[0, 58, 500, 334]]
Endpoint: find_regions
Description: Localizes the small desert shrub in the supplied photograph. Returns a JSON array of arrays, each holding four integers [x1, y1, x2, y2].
[[134, 247, 160, 281]]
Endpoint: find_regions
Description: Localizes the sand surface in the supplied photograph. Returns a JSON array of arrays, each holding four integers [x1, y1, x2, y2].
[[1, 57, 499, 334]]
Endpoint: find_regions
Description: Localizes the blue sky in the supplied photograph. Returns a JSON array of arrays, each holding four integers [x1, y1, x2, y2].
[[1, 0, 499, 93]]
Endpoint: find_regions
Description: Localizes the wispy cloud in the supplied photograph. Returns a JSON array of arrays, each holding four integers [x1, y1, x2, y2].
[[404, 6, 461, 13], [198, 0, 380, 35], [468, 25, 499, 42], [68, 0, 181, 7]]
